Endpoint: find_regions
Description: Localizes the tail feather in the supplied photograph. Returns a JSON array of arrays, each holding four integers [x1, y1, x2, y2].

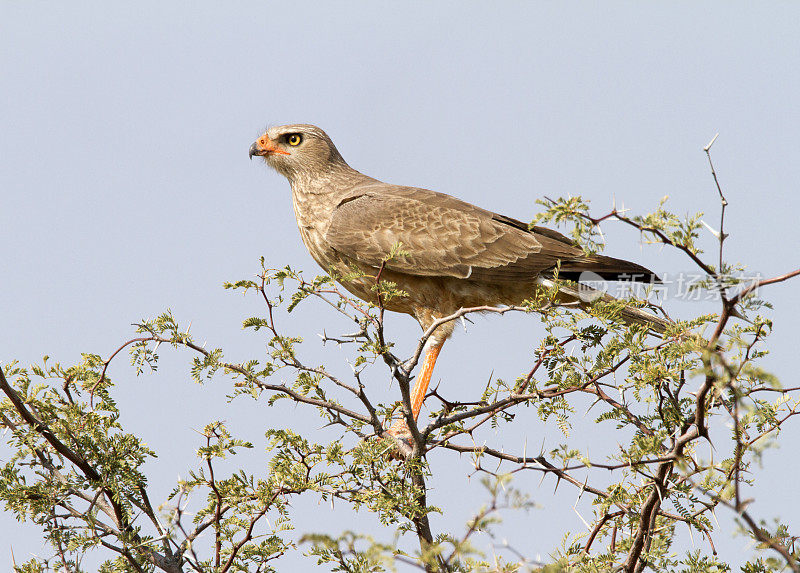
[[557, 255, 662, 284], [538, 278, 671, 334]]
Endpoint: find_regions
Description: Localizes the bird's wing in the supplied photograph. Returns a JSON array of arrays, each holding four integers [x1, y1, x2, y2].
[[324, 185, 584, 282]]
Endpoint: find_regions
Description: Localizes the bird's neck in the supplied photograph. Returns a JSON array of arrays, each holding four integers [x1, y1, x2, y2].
[[288, 162, 376, 237], [289, 161, 375, 196]]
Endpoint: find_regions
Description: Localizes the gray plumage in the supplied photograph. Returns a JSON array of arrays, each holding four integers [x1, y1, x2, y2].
[[250, 124, 669, 337]]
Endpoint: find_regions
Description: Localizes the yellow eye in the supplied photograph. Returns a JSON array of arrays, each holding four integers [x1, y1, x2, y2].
[[287, 134, 302, 146]]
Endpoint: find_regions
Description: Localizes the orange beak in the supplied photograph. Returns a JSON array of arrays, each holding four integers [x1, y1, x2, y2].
[[249, 136, 290, 159]]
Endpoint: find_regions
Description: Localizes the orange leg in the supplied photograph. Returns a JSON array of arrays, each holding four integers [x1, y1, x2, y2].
[[409, 340, 444, 420], [387, 339, 445, 438]]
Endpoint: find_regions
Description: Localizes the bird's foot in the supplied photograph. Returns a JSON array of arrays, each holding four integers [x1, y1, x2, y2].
[[371, 420, 415, 460]]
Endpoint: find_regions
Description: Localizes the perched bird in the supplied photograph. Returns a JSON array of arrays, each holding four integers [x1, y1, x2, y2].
[[250, 124, 667, 439]]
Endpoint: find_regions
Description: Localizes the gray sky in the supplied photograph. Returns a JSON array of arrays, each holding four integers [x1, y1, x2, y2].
[[2, 2, 799, 570]]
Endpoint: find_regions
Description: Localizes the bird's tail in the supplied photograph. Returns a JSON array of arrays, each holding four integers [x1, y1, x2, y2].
[[537, 278, 671, 334]]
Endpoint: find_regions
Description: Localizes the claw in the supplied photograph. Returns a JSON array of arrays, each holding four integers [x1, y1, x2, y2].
[[366, 420, 415, 460]]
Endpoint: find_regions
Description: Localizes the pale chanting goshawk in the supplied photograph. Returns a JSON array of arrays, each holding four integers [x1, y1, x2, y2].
[[250, 124, 668, 439]]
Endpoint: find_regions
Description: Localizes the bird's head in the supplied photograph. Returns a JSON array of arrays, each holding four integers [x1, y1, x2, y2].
[[249, 124, 346, 181]]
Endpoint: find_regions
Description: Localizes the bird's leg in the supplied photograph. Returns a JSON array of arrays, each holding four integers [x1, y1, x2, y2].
[[386, 338, 445, 443], [409, 340, 444, 420]]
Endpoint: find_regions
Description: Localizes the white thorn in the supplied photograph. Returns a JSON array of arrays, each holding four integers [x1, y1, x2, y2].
[[599, 225, 606, 245], [573, 498, 590, 530], [704, 132, 720, 152], [701, 220, 720, 238]]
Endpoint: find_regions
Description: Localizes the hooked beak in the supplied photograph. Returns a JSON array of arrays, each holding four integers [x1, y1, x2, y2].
[[249, 138, 290, 160]]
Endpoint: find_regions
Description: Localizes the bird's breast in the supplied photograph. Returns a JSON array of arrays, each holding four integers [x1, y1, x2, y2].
[[290, 189, 343, 271]]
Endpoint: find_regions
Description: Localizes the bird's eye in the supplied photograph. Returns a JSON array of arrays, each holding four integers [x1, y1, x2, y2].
[[287, 134, 302, 146]]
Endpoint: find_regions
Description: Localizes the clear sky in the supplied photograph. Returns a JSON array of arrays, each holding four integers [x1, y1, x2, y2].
[[2, 2, 799, 570]]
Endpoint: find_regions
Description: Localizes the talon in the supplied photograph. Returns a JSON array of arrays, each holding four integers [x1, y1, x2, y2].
[[366, 420, 415, 460]]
